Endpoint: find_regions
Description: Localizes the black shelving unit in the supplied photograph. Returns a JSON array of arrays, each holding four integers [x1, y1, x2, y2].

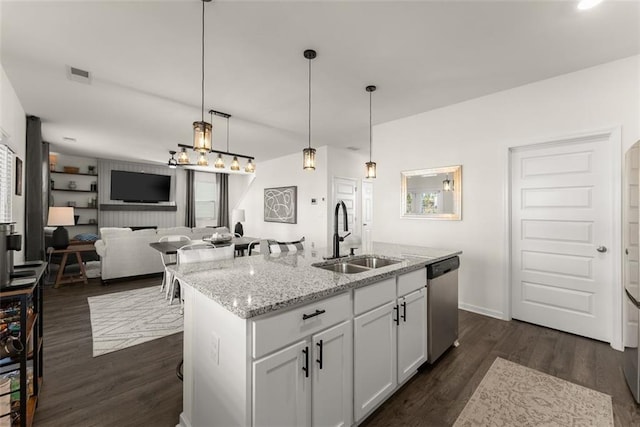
[[0, 263, 45, 427]]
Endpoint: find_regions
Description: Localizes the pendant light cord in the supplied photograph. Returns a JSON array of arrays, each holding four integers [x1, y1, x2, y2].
[[227, 116, 230, 152], [201, 0, 205, 123], [308, 57, 312, 150], [369, 91, 372, 163]]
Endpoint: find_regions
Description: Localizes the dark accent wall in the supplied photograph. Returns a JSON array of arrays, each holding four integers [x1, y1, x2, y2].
[[24, 116, 47, 260]]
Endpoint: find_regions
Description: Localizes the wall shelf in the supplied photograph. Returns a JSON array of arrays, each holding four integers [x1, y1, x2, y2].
[[100, 204, 177, 212], [51, 171, 97, 177], [51, 189, 97, 193]]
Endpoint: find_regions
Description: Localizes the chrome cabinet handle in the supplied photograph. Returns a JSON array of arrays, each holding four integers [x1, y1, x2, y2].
[[596, 246, 607, 253]]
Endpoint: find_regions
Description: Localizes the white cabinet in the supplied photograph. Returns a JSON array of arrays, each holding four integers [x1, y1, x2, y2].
[[181, 268, 430, 427], [312, 321, 352, 427], [253, 340, 310, 427], [252, 296, 352, 427], [354, 301, 397, 421], [353, 269, 427, 423], [397, 288, 427, 384]]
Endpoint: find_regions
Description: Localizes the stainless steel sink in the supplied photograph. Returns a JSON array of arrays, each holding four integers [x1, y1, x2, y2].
[[347, 256, 401, 269], [314, 262, 370, 274], [313, 255, 402, 274]]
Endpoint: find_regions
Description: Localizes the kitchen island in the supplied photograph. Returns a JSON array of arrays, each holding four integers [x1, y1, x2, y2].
[[171, 242, 461, 427]]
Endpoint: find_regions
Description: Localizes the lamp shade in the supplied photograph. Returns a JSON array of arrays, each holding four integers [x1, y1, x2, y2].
[[47, 207, 75, 226], [233, 209, 246, 223]]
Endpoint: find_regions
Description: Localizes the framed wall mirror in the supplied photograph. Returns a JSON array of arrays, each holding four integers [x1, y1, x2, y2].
[[401, 165, 462, 220]]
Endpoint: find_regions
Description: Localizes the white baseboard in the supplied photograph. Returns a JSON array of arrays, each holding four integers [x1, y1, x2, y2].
[[459, 302, 505, 320], [178, 412, 192, 427]]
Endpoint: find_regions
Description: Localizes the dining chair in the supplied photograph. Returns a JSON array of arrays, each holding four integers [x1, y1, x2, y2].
[[158, 235, 191, 296], [168, 243, 235, 306], [248, 239, 263, 256]]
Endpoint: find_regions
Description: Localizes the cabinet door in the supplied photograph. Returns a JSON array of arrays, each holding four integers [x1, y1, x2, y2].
[[253, 340, 311, 427], [397, 288, 427, 384], [354, 301, 397, 422], [312, 321, 352, 427]]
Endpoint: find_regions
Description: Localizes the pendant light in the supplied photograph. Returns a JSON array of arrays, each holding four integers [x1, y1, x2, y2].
[[365, 85, 377, 179], [192, 0, 212, 153], [213, 110, 225, 168], [167, 150, 178, 169], [197, 152, 209, 166], [245, 158, 255, 173], [443, 174, 452, 191], [177, 147, 190, 165], [302, 49, 317, 171], [227, 114, 241, 171]]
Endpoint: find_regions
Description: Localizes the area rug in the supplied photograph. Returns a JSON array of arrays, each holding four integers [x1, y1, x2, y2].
[[454, 357, 613, 427], [87, 286, 183, 357]]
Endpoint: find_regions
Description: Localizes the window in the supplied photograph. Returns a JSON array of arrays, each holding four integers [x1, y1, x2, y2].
[[194, 172, 217, 227]]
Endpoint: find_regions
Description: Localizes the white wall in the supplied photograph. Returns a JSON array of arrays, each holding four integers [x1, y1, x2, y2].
[[373, 55, 640, 320], [0, 64, 26, 264], [237, 146, 329, 248]]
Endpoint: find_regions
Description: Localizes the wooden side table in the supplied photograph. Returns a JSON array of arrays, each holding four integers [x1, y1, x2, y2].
[[47, 244, 95, 288]]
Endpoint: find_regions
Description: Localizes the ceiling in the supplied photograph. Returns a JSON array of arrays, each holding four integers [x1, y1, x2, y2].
[[1, 0, 639, 166]]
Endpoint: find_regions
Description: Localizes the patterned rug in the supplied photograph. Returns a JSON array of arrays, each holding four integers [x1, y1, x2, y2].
[[87, 286, 183, 357], [454, 357, 613, 427]]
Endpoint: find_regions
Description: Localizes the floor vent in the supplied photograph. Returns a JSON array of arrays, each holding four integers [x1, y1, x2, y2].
[[66, 65, 92, 84]]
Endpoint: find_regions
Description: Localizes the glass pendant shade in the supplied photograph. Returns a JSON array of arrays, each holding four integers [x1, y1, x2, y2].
[[365, 161, 377, 179], [177, 148, 190, 164], [197, 152, 209, 166], [443, 176, 452, 191], [193, 121, 212, 153], [167, 150, 178, 169], [214, 154, 225, 169], [245, 159, 255, 173], [230, 156, 240, 171], [303, 147, 316, 171]]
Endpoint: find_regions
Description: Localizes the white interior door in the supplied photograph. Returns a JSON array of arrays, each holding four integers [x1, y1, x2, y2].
[[361, 180, 374, 253], [511, 136, 615, 342], [332, 177, 358, 239]]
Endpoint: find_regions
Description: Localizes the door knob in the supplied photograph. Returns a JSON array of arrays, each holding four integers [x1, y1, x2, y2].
[[596, 246, 607, 253]]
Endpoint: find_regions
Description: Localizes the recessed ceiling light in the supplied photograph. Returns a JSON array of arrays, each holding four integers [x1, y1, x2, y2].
[[577, 0, 603, 10], [62, 137, 76, 143]]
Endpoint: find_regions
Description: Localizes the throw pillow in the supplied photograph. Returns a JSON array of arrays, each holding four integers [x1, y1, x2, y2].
[[267, 237, 305, 254]]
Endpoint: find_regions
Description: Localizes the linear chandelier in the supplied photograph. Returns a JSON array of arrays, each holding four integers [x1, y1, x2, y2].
[[172, 110, 256, 173]]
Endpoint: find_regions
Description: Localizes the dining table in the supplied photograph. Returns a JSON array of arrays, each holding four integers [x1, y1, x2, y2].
[[149, 236, 260, 257]]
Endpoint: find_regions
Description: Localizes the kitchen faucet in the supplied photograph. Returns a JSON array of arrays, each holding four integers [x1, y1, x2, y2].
[[332, 201, 351, 259]]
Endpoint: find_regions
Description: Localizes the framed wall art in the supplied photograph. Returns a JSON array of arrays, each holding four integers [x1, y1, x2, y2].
[[264, 186, 297, 224]]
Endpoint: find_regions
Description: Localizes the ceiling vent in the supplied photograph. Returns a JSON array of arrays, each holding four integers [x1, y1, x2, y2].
[[346, 146, 360, 151], [62, 137, 77, 143], [66, 65, 92, 84]]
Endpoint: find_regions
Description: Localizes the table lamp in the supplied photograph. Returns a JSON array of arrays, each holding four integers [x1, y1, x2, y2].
[[233, 209, 245, 237], [47, 207, 75, 249]]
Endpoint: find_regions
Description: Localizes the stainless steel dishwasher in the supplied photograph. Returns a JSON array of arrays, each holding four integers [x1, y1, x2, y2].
[[427, 256, 460, 363]]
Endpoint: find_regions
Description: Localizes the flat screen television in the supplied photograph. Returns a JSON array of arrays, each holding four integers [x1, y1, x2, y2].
[[110, 170, 171, 203]]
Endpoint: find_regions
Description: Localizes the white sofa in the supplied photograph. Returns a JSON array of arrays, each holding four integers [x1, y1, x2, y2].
[[94, 226, 229, 282]]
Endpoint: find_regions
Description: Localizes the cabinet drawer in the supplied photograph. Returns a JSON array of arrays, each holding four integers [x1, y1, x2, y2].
[[252, 292, 351, 359], [397, 268, 426, 296], [354, 277, 396, 316]]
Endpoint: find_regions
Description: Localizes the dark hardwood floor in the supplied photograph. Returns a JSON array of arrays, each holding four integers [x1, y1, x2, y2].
[[34, 277, 640, 426]]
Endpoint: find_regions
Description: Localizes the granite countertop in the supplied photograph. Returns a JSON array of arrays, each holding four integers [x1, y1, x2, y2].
[[169, 242, 461, 319]]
